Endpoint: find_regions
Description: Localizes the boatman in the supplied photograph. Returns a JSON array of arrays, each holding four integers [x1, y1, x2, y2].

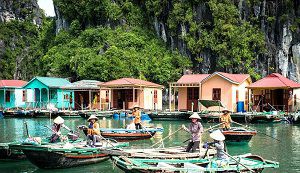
[[220, 108, 232, 131], [87, 115, 101, 147], [50, 116, 70, 143], [182, 112, 203, 152], [132, 105, 142, 129]]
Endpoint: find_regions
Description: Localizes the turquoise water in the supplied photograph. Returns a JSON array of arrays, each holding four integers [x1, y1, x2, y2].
[[0, 117, 296, 172]]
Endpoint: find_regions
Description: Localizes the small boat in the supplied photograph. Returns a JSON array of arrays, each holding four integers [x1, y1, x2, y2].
[[103, 146, 216, 159], [0, 142, 26, 161], [148, 111, 192, 121], [100, 128, 164, 142], [10, 140, 128, 169], [112, 154, 279, 173], [211, 128, 257, 143]]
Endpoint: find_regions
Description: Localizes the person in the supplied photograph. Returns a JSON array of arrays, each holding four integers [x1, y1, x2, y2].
[[50, 116, 67, 143], [132, 105, 142, 129], [86, 114, 101, 147], [182, 112, 203, 152], [220, 108, 232, 131], [79, 93, 84, 110], [209, 129, 228, 160]]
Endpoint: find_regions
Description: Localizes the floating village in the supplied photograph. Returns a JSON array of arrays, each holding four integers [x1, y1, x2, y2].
[[1, 71, 300, 172]]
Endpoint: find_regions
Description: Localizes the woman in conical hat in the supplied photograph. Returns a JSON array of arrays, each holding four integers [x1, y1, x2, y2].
[[182, 112, 203, 152], [209, 129, 228, 160], [132, 105, 142, 130], [50, 116, 65, 143], [87, 115, 100, 147], [220, 108, 232, 131]]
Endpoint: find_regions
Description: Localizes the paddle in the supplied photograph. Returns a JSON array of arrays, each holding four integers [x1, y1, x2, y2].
[[222, 151, 255, 173], [232, 121, 281, 142], [151, 127, 183, 148], [182, 122, 225, 143], [24, 121, 30, 138]]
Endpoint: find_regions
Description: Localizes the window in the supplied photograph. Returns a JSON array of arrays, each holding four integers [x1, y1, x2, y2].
[[212, 88, 221, 100], [154, 90, 158, 103], [50, 89, 57, 100], [64, 94, 69, 100], [265, 89, 271, 100], [22, 90, 27, 102], [5, 90, 10, 102]]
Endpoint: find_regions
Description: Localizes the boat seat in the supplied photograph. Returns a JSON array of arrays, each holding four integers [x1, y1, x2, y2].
[[184, 162, 205, 173]]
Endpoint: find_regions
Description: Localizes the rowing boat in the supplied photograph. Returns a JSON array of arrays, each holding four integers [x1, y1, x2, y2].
[[100, 128, 164, 142]]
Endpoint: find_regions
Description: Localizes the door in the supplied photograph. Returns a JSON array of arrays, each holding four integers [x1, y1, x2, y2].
[[187, 87, 199, 111]]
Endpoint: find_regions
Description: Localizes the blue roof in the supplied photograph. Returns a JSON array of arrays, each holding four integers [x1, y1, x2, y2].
[[24, 77, 71, 88]]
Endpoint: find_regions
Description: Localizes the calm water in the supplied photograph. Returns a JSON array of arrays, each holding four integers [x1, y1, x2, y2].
[[0, 116, 297, 173]]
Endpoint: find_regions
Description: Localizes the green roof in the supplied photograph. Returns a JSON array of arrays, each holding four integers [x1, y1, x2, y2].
[[24, 77, 71, 88]]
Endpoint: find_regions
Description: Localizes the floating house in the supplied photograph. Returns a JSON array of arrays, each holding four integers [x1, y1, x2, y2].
[[170, 72, 252, 112], [22, 77, 74, 109], [247, 73, 300, 112], [0, 80, 27, 109], [98, 78, 163, 110], [61, 80, 108, 110]]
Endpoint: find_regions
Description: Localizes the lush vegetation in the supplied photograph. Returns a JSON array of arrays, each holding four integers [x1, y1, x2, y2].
[[1, 0, 298, 83]]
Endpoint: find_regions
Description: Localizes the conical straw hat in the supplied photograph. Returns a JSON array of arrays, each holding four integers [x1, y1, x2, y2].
[[87, 114, 98, 122], [53, 116, 64, 124], [189, 112, 201, 119], [222, 108, 230, 113], [210, 129, 225, 141]]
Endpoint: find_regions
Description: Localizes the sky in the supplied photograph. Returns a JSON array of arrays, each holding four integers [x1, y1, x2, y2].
[[37, 0, 55, 17]]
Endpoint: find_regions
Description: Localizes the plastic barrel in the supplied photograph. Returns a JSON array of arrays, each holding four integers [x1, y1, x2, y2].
[[237, 101, 245, 112]]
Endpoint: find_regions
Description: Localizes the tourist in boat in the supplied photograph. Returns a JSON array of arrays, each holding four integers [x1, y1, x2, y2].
[[220, 108, 232, 131], [132, 105, 142, 129], [209, 129, 228, 160], [182, 112, 203, 152], [87, 114, 101, 147], [50, 116, 68, 143]]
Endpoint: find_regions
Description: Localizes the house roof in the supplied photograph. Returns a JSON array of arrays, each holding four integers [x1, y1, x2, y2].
[[99, 78, 163, 88], [23, 77, 71, 88], [247, 73, 300, 89], [176, 74, 210, 84], [62, 80, 102, 90], [0, 80, 27, 88], [175, 72, 250, 85]]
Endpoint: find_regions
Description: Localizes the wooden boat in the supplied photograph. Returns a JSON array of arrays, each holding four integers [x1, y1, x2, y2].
[[10, 140, 129, 169], [103, 146, 216, 159], [210, 128, 257, 143], [100, 128, 164, 142], [0, 142, 26, 161], [79, 110, 115, 119], [249, 112, 283, 123], [112, 154, 279, 173], [148, 111, 192, 121]]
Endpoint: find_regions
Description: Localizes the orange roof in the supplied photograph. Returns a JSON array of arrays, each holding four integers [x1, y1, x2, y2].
[[0, 80, 27, 88], [247, 73, 300, 89], [176, 74, 210, 84], [99, 78, 163, 88]]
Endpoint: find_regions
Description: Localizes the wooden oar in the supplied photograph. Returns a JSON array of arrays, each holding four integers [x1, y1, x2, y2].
[[222, 151, 255, 173], [151, 127, 183, 148], [182, 122, 225, 143], [24, 121, 30, 138], [232, 121, 281, 142]]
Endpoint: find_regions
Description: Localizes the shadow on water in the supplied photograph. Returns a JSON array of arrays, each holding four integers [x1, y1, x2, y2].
[[0, 118, 298, 172]]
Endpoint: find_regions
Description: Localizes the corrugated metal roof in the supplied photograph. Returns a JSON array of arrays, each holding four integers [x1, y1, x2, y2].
[[99, 78, 163, 88], [247, 73, 300, 89], [217, 72, 250, 84], [23, 77, 71, 88], [62, 80, 102, 90], [0, 80, 27, 88]]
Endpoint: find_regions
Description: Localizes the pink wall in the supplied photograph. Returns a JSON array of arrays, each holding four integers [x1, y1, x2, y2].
[[178, 87, 187, 110], [201, 75, 233, 111]]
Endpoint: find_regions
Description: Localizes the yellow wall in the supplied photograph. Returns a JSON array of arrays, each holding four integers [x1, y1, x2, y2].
[[178, 87, 187, 110]]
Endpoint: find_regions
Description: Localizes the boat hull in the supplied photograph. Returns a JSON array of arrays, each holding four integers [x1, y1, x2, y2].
[[23, 149, 109, 169], [101, 132, 156, 142], [0, 148, 26, 161], [148, 112, 191, 121], [222, 131, 257, 143]]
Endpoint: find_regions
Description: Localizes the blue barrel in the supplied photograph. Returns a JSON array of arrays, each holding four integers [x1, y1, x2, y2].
[[237, 101, 245, 112]]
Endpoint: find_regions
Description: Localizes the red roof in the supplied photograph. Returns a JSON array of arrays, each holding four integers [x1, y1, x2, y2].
[[247, 73, 300, 89], [176, 74, 210, 84], [0, 80, 27, 88], [99, 78, 163, 88], [217, 72, 250, 84]]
